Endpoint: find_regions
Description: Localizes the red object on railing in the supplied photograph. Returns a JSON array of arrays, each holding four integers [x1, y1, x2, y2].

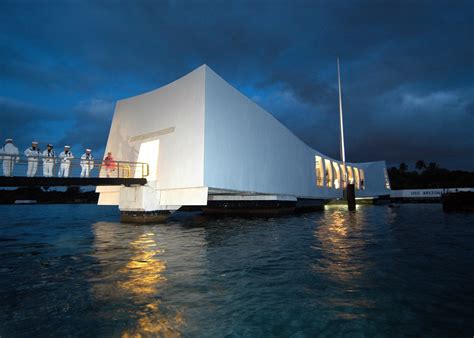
[[103, 154, 116, 178]]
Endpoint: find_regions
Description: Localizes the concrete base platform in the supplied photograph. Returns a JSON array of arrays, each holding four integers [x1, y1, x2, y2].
[[120, 210, 171, 224]]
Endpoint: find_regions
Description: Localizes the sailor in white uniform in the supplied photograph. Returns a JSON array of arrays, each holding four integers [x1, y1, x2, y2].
[[24, 141, 41, 177], [42, 144, 56, 177], [1, 138, 19, 177], [58, 145, 74, 178], [80, 148, 94, 178]]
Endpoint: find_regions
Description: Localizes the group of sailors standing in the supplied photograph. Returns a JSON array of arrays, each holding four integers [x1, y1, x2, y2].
[[1, 138, 95, 178]]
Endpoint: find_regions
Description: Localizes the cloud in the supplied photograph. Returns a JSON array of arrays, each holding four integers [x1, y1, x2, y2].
[[351, 86, 474, 167], [0, 97, 67, 149], [0, 0, 473, 169], [58, 99, 114, 157], [466, 101, 474, 116]]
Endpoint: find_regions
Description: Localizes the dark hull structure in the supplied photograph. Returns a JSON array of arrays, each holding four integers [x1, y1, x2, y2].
[[442, 192, 474, 212]]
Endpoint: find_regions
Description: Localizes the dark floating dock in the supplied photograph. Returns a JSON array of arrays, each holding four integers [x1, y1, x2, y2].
[[442, 191, 474, 212], [0, 177, 147, 187]]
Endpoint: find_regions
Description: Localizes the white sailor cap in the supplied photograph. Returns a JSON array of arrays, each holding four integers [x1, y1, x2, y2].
[[64, 145, 71, 148], [32, 141, 38, 144], [47, 144, 53, 147], [86, 148, 91, 152], [5, 138, 12, 142]]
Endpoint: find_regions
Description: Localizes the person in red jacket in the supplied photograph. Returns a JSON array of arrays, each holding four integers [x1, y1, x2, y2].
[[103, 152, 116, 178]]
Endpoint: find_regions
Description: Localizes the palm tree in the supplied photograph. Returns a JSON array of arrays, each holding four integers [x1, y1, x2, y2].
[[399, 162, 408, 173], [415, 160, 426, 171]]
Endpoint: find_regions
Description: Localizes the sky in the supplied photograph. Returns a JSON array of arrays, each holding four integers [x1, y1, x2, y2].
[[0, 0, 473, 170]]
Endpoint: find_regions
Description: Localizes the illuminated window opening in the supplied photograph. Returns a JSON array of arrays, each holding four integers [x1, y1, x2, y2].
[[339, 164, 347, 188], [359, 169, 365, 190], [383, 168, 391, 189], [324, 159, 333, 188], [354, 167, 360, 190], [332, 162, 341, 189], [315, 156, 324, 187], [347, 166, 354, 185], [136, 139, 160, 181]]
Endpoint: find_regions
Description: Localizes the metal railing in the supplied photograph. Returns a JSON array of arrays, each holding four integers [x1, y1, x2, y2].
[[0, 153, 149, 179]]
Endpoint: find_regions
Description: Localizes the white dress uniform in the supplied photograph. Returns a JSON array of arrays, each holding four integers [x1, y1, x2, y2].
[[24, 146, 41, 177], [42, 148, 56, 177], [58, 150, 74, 178], [1, 141, 19, 177], [80, 152, 94, 178]]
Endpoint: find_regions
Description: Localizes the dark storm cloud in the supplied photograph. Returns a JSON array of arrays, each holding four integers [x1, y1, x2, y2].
[[466, 101, 474, 116], [58, 98, 114, 154], [0, 0, 472, 168], [0, 97, 67, 148]]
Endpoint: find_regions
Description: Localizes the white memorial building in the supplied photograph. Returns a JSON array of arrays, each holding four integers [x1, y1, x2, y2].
[[97, 65, 391, 217]]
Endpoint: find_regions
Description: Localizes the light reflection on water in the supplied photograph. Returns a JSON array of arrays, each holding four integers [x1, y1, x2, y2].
[[312, 208, 375, 320], [0, 204, 473, 337], [92, 224, 183, 337], [119, 233, 183, 338]]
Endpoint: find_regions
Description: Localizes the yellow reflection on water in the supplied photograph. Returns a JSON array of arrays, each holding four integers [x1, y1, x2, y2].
[[313, 207, 375, 318], [119, 232, 184, 338], [118, 233, 167, 296], [326, 209, 348, 238], [91, 223, 184, 338]]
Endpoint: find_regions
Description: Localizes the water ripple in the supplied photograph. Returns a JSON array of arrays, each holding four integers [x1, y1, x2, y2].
[[0, 204, 473, 337]]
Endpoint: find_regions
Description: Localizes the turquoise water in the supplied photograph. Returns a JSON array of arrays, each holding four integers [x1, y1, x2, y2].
[[0, 204, 473, 337]]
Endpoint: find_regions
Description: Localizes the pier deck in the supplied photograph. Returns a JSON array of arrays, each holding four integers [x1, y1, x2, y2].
[[0, 177, 147, 187]]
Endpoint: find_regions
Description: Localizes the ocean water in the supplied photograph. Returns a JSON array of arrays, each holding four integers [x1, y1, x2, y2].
[[0, 204, 473, 337]]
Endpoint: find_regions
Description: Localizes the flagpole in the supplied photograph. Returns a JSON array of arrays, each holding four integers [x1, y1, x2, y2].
[[337, 57, 355, 210], [337, 57, 345, 164]]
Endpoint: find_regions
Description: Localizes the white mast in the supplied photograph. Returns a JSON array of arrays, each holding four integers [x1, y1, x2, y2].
[[337, 57, 346, 164]]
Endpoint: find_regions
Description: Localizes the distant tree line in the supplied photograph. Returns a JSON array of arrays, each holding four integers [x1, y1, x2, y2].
[[388, 160, 474, 189]]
